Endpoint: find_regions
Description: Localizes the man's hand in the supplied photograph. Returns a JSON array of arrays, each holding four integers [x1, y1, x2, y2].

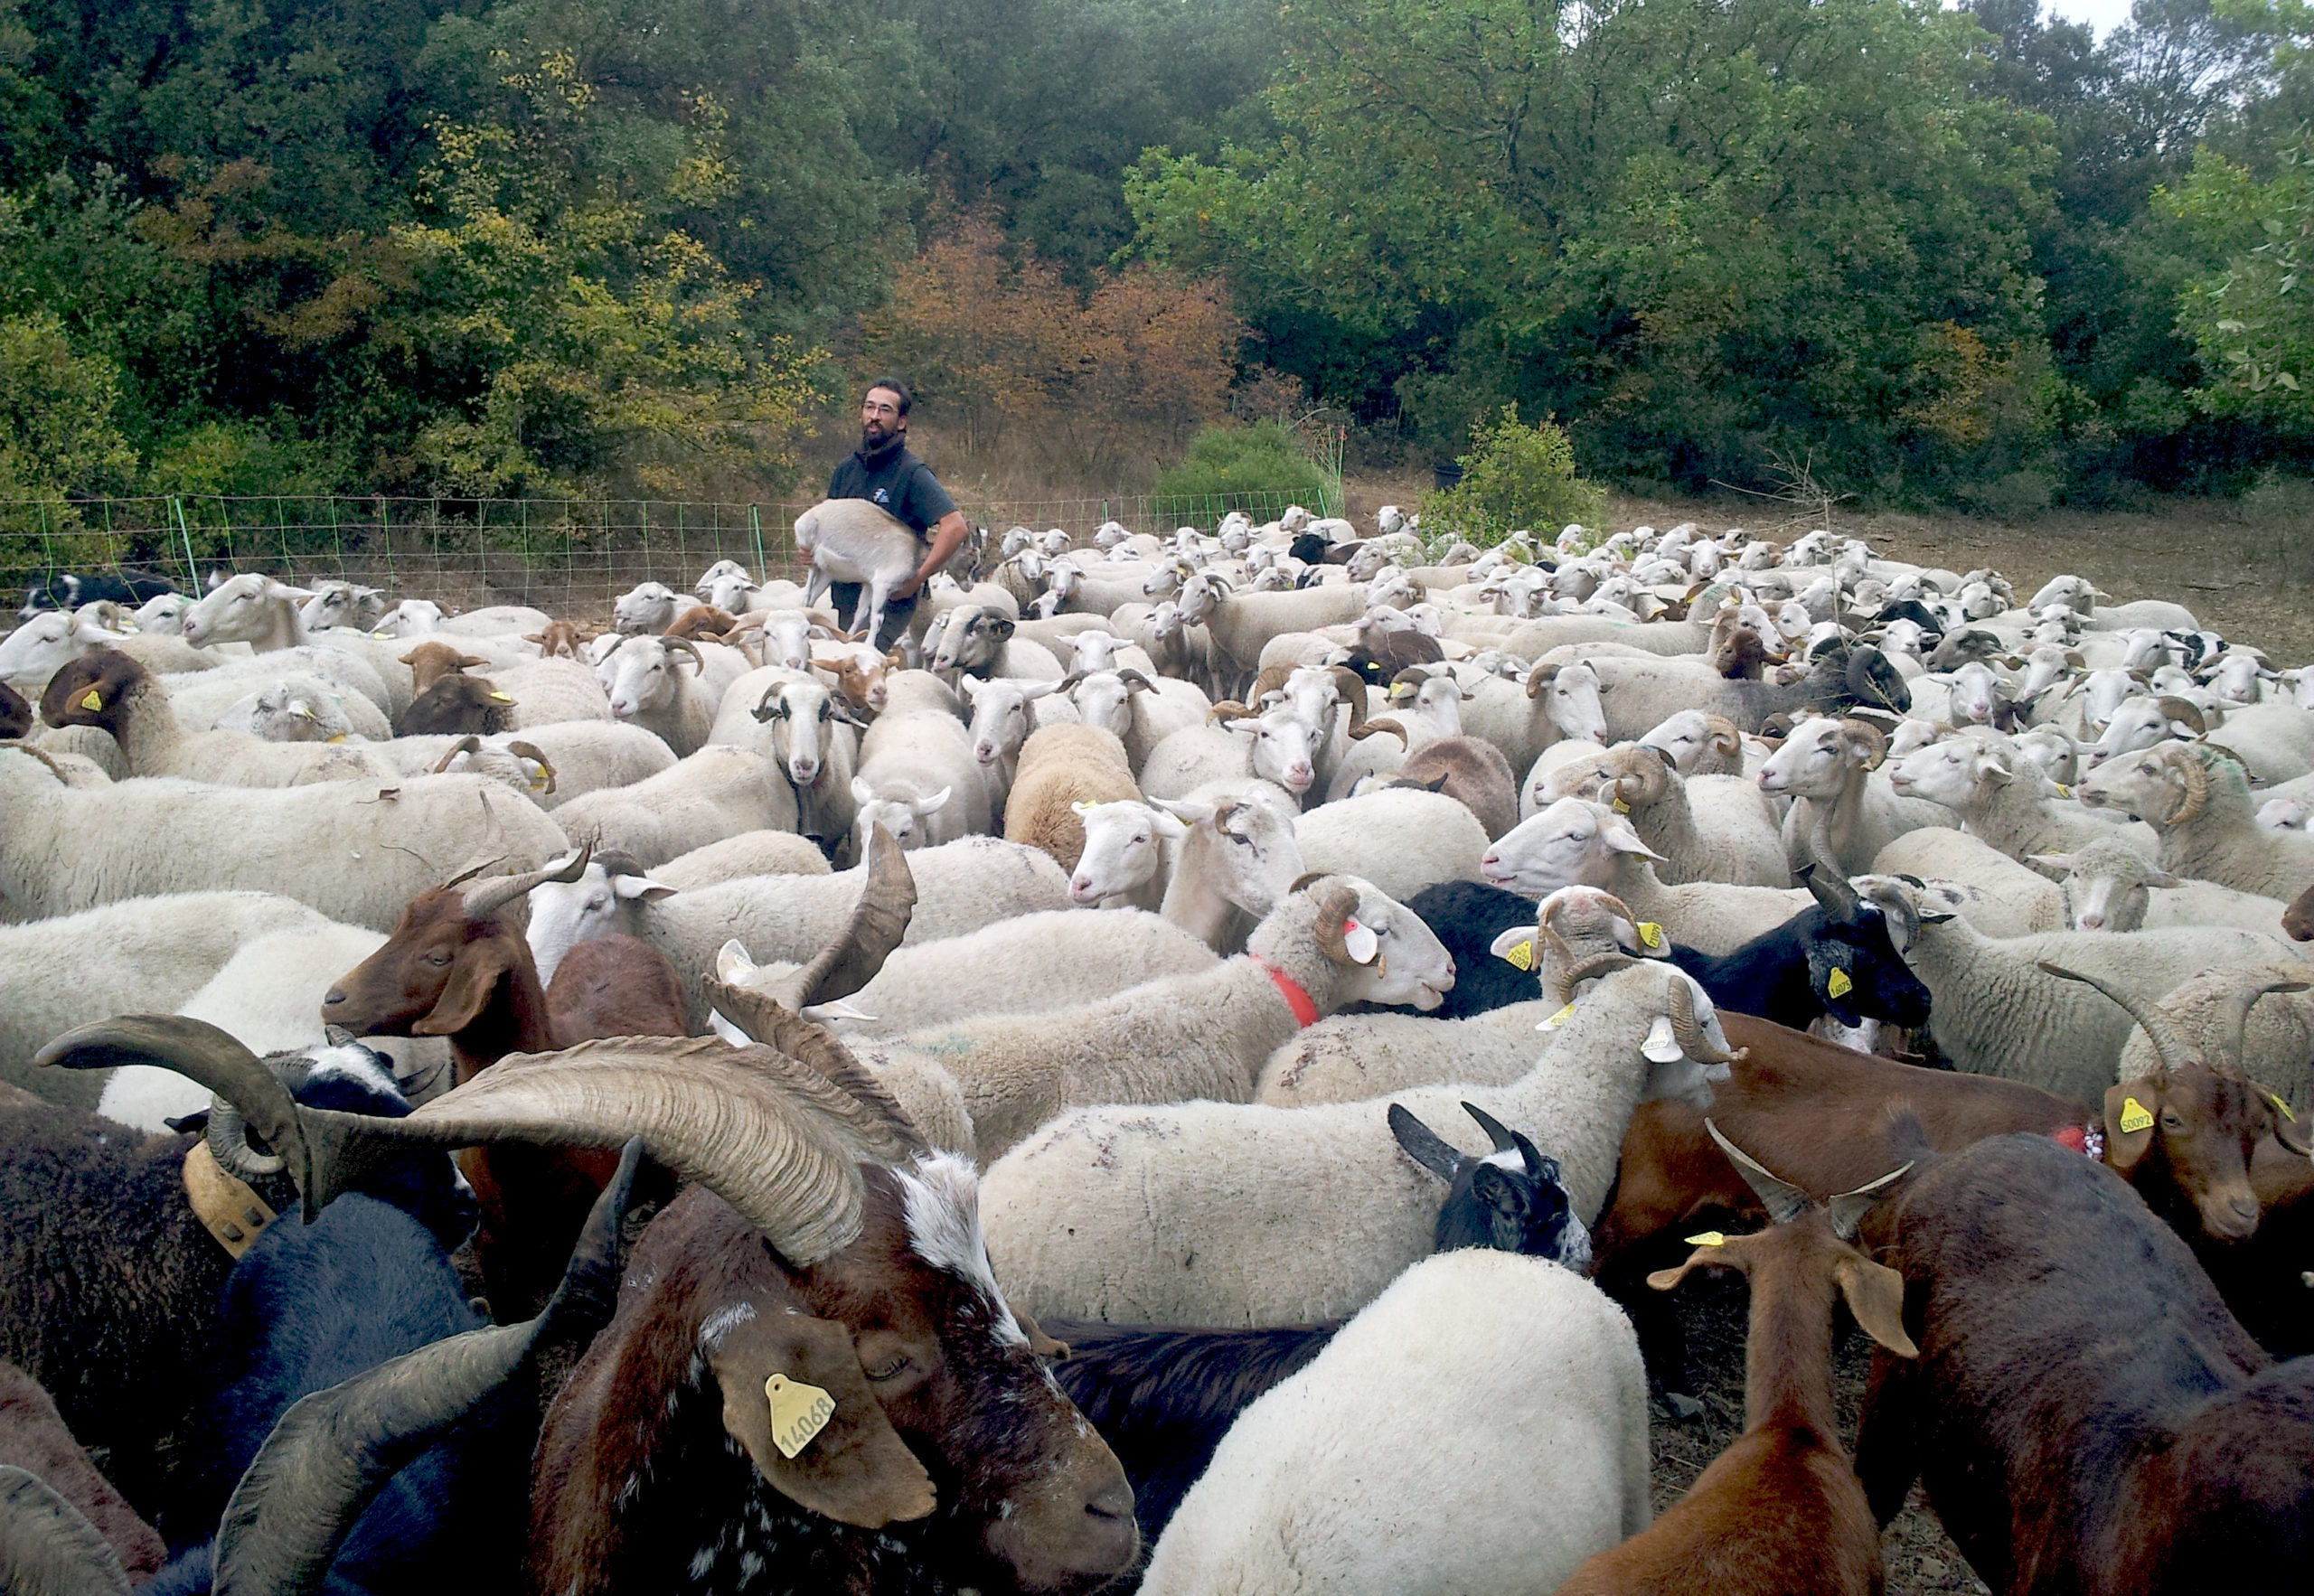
[[893, 572, 926, 601]]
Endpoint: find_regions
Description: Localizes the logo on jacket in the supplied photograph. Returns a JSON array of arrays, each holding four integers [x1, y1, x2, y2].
[[874, 488, 890, 503]]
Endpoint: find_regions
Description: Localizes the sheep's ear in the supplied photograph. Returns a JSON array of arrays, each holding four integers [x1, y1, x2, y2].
[[1488, 925, 1540, 966], [2027, 853, 2074, 871], [1641, 1016, 1684, 1063], [1602, 824, 1669, 861], [851, 775, 875, 805], [716, 939, 757, 981], [1645, 1240, 1743, 1293], [1147, 807, 1191, 841], [1833, 1254, 1918, 1358], [613, 873, 676, 902], [915, 786, 951, 816]]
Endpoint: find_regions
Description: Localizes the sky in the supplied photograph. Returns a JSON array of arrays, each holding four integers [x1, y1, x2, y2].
[[2018, 0, 2137, 35]]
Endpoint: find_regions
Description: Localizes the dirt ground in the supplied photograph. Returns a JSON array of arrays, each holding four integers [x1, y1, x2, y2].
[[1660, 1279, 1986, 1595], [1343, 471, 2314, 665]]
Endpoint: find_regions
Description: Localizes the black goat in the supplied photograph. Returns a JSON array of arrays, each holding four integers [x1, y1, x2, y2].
[[5, 1030, 469, 1523], [1407, 879, 1553, 1019], [1666, 867, 1931, 1033], [19, 571, 176, 618], [1048, 1102, 1587, 1546]]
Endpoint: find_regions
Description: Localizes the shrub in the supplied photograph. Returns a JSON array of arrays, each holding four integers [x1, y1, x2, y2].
[[1420, 408, 1605, 548], [1153, 421, 1337, 518]]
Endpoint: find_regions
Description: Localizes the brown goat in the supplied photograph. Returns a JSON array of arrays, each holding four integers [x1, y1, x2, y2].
[[2285, 878, 2314, 941], [1557, 1128, 1915, 1596], [1854, 1131, 2314, 1594], [1388, 735, 1519, 839], [399, 641, 492, 693], [525, 620, 597, 660], [811, 645, 907, 718], [321, 856, 621, 1318], [0, 1358, 166, 1583], [544, 934, 689, 1044], [0, 679, 30, 739]]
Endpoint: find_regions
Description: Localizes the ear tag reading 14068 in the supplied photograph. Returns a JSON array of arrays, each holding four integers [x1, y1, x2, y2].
[[2118, 1096, 2156, 1135], [766, 1373, 835, 1459]]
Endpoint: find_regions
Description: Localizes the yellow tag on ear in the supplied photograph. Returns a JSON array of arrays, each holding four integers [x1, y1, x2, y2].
[[2118, 1095, 2155, 1135], [765, 1372, 835, 1459], [78, 689, 101, 711], [2267, 1090, 2298, 1122], [326, 735, 347, 745], [1542, 1002, 1576, 1030], [1500, 938, 1535, 971], [489, 691, 514, 702], [2055, 783, 2073, 798], [1827, 968, 1854, 999], [1686, 1231, 1726, 1247], [1612, 797, 1631, 813], [1637, 922, 1664, 950]]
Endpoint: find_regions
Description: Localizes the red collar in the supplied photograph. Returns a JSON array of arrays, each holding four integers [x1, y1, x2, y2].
[[1250, 955, 1320, 1028], [2052, 1122, 2106, 1163]]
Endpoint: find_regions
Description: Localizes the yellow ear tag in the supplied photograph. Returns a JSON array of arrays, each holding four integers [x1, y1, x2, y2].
[[1612, 797, 1631, 813], [765, 1372, 835, 1460], [1500, 938, 1535, 972], [489, 691, 514, 702], [1827, 968, 1854, 999], [2055, 783, 2074, 798], [2118, 1096, 2155, 1135], [78, 689, 101, 711], [2266, 1090, 2298, 1122], [1541, 1002, 1576, 1031], [1686, 1231, 1726, 1247], [326, 735, 347, 745], [1637, 922, 1664, 950]]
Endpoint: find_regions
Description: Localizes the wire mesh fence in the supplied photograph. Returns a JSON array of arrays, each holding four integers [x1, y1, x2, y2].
[[1, 489, 1338, 621]]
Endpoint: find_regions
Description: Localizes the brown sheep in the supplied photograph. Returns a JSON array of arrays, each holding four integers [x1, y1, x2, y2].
[[1003, 723, 1139, 873]]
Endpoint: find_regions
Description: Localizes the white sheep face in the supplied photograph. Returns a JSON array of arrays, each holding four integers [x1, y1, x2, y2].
[[526, 861, 674, 983], [1321, 883, 1455, 1010], [0, 610, 83, 683], [1637, 710, 1717, 775], [1069, 800, 1182, 906], [2075, 748, 2190, 825], [1482, 798, 1660, 897], [372, 598, 444, 637], [597, 638, 689, 719], [962, 677, 1055, 767], [613, 581, 682, 635], [1887, 738, 2007, 811], [1533, 662, 1607, 745], [1224, 708, 1322, 796], [1757, 717, 1858, 800], [756, 676, 846, 785], [851, 779, 950, 849], [182, 573, 302, 646]]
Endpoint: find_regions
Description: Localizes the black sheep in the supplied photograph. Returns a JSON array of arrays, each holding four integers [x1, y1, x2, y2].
[[0, 679, 31, 739]]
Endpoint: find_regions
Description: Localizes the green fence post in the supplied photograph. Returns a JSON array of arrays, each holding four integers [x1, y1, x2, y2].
[[171, 497, 196, 583]]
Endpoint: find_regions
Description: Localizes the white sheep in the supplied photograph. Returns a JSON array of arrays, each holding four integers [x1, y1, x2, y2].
[[650, 829, 830, 887], [1064, 669, 1209, 770], [179, 574, 418, 713], [41, 652, 400, 786], [595, 634, 745, 756], [980, 957, 1736, 1327], [1888, 733, 2158, 861], [794, 497, 923, 643], [208, 676, 383, 744], [2077, 742, 2314, 899], [956, 675, 1074, 804], [0, 747, 569, 932], [0, 890, 334, 1103], [712, 905, 1216, 1038], [709, 667, 861, 849], [850, 670, 990, 850], [851, 874, 1453, 1160], [1542, 741, 1790, 886], [0, 606, 220, 690], [371, 720, 677, 806], [1065, 799, 1172, 910], [1138, 701, 1325, 804], [1867, 827, 2067, 936], [1293, 786, 1488, 903], [2034, 834, 2292, 938], [1139, 1251, 1650, 1596], [1758, 716, 1954, 876], [1485, 797, 1810, 955], [549, 743, 791, 868], [157, 646, 397, 730], [523, 832, 1070, 1016], [490, 656, 613, 728], [611, 580, 683, 634], [1001, 722, 1139, 874]]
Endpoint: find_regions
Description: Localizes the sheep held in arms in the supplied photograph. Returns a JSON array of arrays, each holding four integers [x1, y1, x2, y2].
[[794, 498, 923, 646]]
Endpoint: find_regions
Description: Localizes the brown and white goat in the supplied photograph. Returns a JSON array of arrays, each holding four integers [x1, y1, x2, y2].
[[1855, 1131, 2314, 1594], [320, 852, 682, 1317], [525, 619, 597, 660], [397, 642, 513, 737], [1558, 1126, 1915, 1596]]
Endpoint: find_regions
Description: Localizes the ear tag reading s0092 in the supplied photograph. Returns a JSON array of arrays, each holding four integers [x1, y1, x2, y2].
[[766, 1373, 835, 1459], [2118, 1096, 2155, 1135]]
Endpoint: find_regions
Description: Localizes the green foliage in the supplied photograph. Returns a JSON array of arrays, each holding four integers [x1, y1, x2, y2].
[[1153, 422, 1337, 514], [0, 309, 136, 495], [1420, 409, 1605, 548], [2165, 135, 2314, 426], [146, 420, 342, 497]]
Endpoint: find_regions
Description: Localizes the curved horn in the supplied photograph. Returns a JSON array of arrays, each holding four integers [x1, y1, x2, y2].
[[1461, 1101, 1521, 1158], [1824, 1161, 1914, 1243], [1355, 716, 1408, 746], [2168, 749, 2211, 827], [2153, 694, 2206, 735], [1704, 715, 1742, 758], [1327, 665, 1388, 743], [1311, 886, 1365, 963], [212, 1142, 644, 1595], [660, 635, 704, 672], [1669, 978, 1745, 1066], [1249, 662, 1297, 705], [2036, 960, 2193, 1075], [1525, 662, 1560, 699], [1798, 861, 1863, 922], [738, 824, 916, 1013], [428, 735, 484, 774], [2216, 973, 2311, 1070], [38, 1016, 314, 1216], [1544, 947, 1640, 1007], [1115, 669, 1157, 693], [462, 841, 594, 920], [1704, 1118, 1810, 1226], [503, 741, 556, 794], [0, 1465, 131, 1596]]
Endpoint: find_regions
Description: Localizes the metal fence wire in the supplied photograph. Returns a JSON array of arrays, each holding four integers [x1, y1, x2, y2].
[[0, 490, 1336, 621]]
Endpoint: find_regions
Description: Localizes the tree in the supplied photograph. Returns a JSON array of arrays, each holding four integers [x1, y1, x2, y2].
[[2165, 133, 2314, 425]]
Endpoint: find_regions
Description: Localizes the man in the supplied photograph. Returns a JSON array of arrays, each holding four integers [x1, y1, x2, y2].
[[823, 377, 970, 650]]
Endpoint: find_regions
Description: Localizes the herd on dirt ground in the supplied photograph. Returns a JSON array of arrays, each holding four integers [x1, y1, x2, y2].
[[1, 502, 2310, 1593]]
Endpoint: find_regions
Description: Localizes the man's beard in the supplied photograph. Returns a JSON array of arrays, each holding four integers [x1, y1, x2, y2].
[[861, 422, 898, 454]]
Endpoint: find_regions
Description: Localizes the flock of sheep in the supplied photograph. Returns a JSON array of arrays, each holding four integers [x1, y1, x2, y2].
[[2, 497, 2311, 1595]]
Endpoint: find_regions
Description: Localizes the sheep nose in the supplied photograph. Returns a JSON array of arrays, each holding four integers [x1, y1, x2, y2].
[[2081, 915, 2103, 930]]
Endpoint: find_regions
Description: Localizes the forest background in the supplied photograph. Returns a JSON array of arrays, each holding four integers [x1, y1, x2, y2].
[[5, 0, 2314, 519]]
